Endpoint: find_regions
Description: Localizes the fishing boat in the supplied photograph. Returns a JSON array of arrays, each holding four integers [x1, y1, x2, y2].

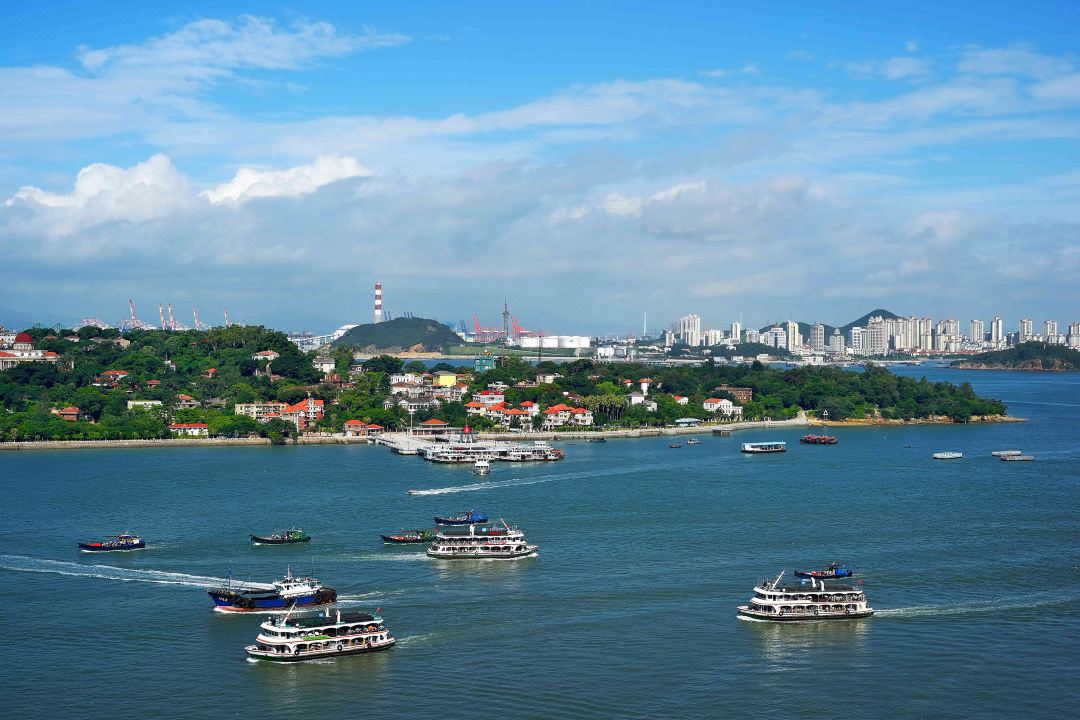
[[246, 607, 394, 662], [251, 529, 311, 545], [737, 570, 873, 622], [78, 533, 145, 552], [800, 434, 838, 445], [207, 569, 336, 613], [794, 563, 853, 580], [932, 451, 963, 460], [434, 509, 488, 525], [380, 529, 435, 544], [741, 441, 786, 454], [427, 520, 537, 560], [473, 458, 491, 475], [669, 442, 682, 449]]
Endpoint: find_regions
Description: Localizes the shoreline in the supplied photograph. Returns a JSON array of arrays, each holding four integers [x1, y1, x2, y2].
[[0, 412, 1026, 451]]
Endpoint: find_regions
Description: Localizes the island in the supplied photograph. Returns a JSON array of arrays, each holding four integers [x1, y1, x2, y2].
[[950, 342, 1080, 371], [0, 322, 1012, 445]]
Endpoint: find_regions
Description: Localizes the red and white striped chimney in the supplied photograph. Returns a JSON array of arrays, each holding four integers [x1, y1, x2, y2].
[[374, 282, 383, 323]]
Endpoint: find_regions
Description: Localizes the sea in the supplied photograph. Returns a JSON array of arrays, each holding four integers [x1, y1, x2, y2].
[[1, 366, 1077, 719]]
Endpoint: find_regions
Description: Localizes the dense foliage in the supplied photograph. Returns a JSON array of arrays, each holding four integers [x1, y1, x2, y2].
[[332, 317, 462, 352], [951, 342, 1080, 371]]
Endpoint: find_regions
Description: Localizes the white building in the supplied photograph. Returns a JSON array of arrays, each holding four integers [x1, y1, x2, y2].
[[1044, 320, 1057, 339], [970, 319, 985, 345], [1019, 318, 1034, 342], [678, 314, 702, 346], [849, 327, 866, 354], [785, 321, 802, 351], [828, 329, 845, 354], [809, 324, 826, 351], [867, 317, 888, 355], [991, 317, 1004, 347], [730, 322, 742, 344]]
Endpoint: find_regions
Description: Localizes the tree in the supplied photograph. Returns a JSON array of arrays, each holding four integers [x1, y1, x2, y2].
[[363, 355, 404, 374]]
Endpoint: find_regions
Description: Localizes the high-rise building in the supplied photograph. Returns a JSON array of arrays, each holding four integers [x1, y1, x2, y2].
[[767, 326, 787, 349], [703, 329, 723, 346], [991, 317, 1004, 347], [1044, 320, 1057, 338], [1068, 322, 1080, 348], [828, 328, 845, 354], [867, 316, 888, 355], [917, 317, 934, 351], [785, 320, 801, 351], [678, 314, 702, 346], [1019, 318, 1033, 342], [970, 319, 985, 344], [730, 322, 742, 345], [810, 323, 826, 351], [745, 328, 759, 344], [849, 326, 866, 353]]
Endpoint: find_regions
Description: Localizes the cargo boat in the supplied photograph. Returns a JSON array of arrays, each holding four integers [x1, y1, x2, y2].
[[246, 608, 394, 662], [78, 533, 145, 552], [208, 570, 336, 613], [737, 570, 873, 622]]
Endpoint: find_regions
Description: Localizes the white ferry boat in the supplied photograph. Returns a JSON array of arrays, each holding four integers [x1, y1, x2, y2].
[[427, 520, 538, 560], [246, 608, 394, 662], [419, 438, 563, 463], [932, 451, 963, 460], [741, 441, 786, 454], [991, 450, 1022, 457], [473, 458, 491, 475], [737, 570, 873, 622]]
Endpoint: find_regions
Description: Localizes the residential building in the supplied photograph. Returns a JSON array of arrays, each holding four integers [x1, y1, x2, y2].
[[472, 389, 505, 406], [671, 395, 689, 405], [432, 370, 457, 387], [828, 329, 845, 354], [991, 317, 1004, 346], [175, 394, 199, 409], [1068, 322, 1080, 348], [169, 422, 209, 437], [474, 357, 496, 373], [744, 328, 759, 344], [809, 323, 826, 351], [235, 402, 288, 422], [312, 356, 335, 373], [58, 406, 80, 421], [849, 327, 866, 353], [252, 350, 280, 362], [730, 322, 742, 344], [785, 320, 801, 351], [1019, 318, 1034, 342], [0, 332, 61, 370], [127, 400, 163, 410], [866, 316, 888, 355], [716, 385, 753, 403], [343, 419, 366, 437], [678, 314, 702, 346], [970, 319, 985, 344]]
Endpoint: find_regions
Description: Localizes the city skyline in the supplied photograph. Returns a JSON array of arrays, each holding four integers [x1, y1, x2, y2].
[[2, 2, 1079, 330]]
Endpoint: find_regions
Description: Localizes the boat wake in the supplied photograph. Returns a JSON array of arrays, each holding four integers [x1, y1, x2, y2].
[[877, 593, 1078, 619], [407, 476, 557, 496], [0, 554, 229, 588], [335, 589, 407, 602], [395, 633, 435, 647]]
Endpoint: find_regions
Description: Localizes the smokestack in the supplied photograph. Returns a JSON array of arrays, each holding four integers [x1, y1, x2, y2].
[[374, 282, 383, 323]]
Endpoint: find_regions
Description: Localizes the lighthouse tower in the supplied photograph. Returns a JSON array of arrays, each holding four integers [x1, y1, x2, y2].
[[374, 282, 383, 324]]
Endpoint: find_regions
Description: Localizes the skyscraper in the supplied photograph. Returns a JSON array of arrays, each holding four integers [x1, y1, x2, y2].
[[970, 319, 985, 344], [1044, 320, 1057, 338], [1019, 318, 1033, 341], [785, 320, 801, 351], [829, 328, 845, 354], [867, 316, 888, 355], [810, 323, 826, 351], [849, 326, 867, 353], [730, 321, 742, 344], [678, 314, 701, 346], [991, 317, 1004, 347]]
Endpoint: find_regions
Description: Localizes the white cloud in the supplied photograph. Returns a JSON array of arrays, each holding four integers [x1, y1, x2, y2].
[[202, 155, 373, 204], [957, 46, 1072, 79], [599, 193, 644, 217], [906, 40, 919, 53], [849, 56, 932, 80]]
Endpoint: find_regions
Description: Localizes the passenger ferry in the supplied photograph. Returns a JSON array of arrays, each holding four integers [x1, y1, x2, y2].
[[208, 569, 336, 613], [246, 608, 395, 662], [737, 570, 873, 621], [78, 533, 145, 552], [741, 441, 786, 454], [427, 520, 538, 560], [473, 458, 491, 475], [932, 451, 963, 460], [419, 438, 563, 463]]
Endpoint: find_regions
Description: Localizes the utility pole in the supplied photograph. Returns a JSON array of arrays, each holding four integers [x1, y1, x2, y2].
[[502, 300, 511, 345]]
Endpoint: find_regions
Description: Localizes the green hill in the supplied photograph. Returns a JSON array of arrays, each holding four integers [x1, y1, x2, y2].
[[332, 317, 462, 353], [758, 308, 902, 339], [950, 342, 1080, 371]]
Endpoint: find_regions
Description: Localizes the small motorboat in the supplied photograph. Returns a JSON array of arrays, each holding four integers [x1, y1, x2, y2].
[[588, 438, 607, 443], [473, 458, 491, 475], [380, 529, 435, 544], [669, 442, 682, 449], [794, 563, 853, 580], [434, 510, 488, 525], [78, 533, 145, 552], [686, 439, 700, 445], [251, 529, 311, 545]]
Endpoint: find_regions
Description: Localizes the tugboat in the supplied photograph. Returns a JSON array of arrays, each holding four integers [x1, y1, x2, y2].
[[246, 607, 395, 662], [427, 519, 537, 560], [380, 529, 435, 544], [737, 570, 873, 621], [434, 509, 488, 525], [78, 533, 145, 552], [794, 563, 853, 580], [207, 569, 336, 613], [251, 529, 311, 545]]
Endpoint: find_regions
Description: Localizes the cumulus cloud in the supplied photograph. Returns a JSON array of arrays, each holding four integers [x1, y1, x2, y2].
[[202, 155, 373, 204], [849, 56, 933, 79]]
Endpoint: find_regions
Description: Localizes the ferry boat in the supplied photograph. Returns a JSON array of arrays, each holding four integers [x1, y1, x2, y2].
[[741, 441, 786, 454], [1000, 455, 1034, 462], [686, 439, 700, 445], [420, 438, 563, 463], [380, 529, 435, 544], [78, 533, 145, 552], [473, 458, 491, 475], [800, 434, 838, 445], [991, 450, 1022, 457], [207, 569, 336, 613], [251, 529, 311, 545], [246, 607, 394, 662], [933, 451, 963, 460], [737, 570, 873, 622], [434, 509, 488, 525], [794, 563, 852, 580], [427, 520, 538, 560]]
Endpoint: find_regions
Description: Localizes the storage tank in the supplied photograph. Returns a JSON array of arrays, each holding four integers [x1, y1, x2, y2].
[[520, 337, 540, 349], [541, 337, 559, 349], [558, 336, 578, 348]]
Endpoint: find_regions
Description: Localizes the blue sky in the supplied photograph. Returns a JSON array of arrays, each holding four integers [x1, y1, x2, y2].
[[1, 1, 1078, 334]]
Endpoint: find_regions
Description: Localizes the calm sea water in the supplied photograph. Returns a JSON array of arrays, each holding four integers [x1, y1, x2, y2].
[[1, 367, 1078, 719]]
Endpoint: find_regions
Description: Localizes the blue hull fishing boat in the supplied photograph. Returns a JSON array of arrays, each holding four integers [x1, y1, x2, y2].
[[78, 533, 145, 552], [207, 570, 336, 613], [794, 563, 853, 580], [434, 510, 488, 526]]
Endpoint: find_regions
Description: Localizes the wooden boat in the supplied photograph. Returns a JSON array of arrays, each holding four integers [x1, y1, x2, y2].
[[380, 529, 435, 544], [251, 529, 311, 545], [800, 434, 838, 445]]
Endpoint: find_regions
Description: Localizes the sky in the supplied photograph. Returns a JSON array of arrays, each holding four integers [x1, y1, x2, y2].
[[2, 0, 1078, 335]]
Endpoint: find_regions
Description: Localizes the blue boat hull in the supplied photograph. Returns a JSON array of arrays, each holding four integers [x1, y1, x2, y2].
[[434, 515, 488, 525], [207, 588, 336, 613]]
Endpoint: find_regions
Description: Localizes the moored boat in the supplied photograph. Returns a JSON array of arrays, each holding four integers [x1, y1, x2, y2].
[[251, 529, 311, 545], [737, 570, 873, 621], [741, 441, 786, 454], [588, 438, 607, 443], [78, 533, 145, 552], [434, 509, 488, 525], [427, 520, 537, 560], [794, 563, 852, 580], [380, 529, 435, 544], [208, 569, 336, 613], [246, 607, 394, 662], [800, 434, 838, 444]]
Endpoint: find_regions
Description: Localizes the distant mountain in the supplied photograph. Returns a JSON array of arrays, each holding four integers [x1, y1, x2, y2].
[[758, 308, 902, 339], [331, 317, 462, 353]]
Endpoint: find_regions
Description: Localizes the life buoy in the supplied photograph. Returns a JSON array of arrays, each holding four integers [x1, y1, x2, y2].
[[337, 642, 343, 652]]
